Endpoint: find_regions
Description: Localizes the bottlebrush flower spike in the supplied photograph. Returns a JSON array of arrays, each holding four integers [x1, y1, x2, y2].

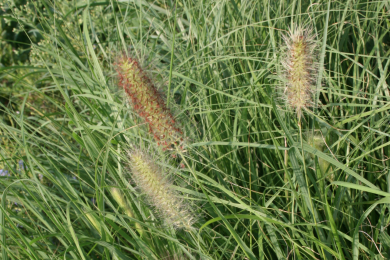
[[116, 56, 184, 150], [281, 25, 317, 118], [129, 150, 195, 229]]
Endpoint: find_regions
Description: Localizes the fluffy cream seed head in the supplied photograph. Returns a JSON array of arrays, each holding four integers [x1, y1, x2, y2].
[[128, 150, 195, 230], [281, 25, 317, 118]]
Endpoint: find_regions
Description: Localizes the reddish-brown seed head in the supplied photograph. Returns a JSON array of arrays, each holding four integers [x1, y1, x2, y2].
[[116, 56, 184, 150]]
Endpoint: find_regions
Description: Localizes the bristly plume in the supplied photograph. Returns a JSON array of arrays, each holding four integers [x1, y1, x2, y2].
[[128, 150, 195, 230], [116, 56, 184, 151], [281, 25, 318, 118]]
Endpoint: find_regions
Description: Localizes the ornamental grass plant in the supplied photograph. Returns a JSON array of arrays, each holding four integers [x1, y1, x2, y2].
[[0, 0, 390, 259]]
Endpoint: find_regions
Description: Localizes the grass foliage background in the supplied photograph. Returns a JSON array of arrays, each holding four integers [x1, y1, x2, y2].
[[1, 0, 390, 259]]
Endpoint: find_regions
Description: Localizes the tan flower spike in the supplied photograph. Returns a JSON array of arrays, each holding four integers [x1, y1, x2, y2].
[[129, 150, 195, 229], [281, 25, 318, 118]]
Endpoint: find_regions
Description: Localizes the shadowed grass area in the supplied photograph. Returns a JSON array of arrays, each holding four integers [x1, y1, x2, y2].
[[0, 0, 390, 259]]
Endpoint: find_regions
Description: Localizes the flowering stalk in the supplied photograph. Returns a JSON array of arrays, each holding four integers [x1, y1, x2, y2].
[[116, 56, 183, 150], [308, 134, 332, 179], [85, 211, 102, 235], [111, 188, 144, 236], [129, 150, 194, 229], [281, 25, 317, 118]]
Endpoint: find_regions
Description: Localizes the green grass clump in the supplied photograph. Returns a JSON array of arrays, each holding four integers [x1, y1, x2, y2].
[[0, 0, 390, 259]]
